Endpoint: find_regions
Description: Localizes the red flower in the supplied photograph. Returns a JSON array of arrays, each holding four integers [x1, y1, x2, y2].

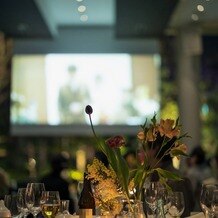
[[105, 135, 125, 148]]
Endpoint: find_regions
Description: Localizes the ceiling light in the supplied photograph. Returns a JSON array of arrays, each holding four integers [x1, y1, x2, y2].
[[78, 5, 86, 13], [76, 0, 83, 2], [191, 14, 199, 21], [17, 23, 29, 32], [80, 14, 88, 22], [197, 4, 204, 12]]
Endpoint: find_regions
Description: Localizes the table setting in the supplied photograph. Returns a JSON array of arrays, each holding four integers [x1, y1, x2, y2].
[[1, 105, 218, 218], [1, 180, 217, 218]]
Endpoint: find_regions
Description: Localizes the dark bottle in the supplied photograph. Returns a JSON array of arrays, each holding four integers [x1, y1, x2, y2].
[[78, 172, 95, 217]]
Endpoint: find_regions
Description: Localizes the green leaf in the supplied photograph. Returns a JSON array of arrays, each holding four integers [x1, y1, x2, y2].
[[159, 176, 172, 191], [170, 149, 188, 157], [175, 117, 179, 127], [155, 168, 182, 181], [114, 148, 130, 196], [178, 132, 191, 139], [101, 142, 118, 172], [129, 169, 138, 179], [151, 113, 157, 125], [133, 166, 144, 187]]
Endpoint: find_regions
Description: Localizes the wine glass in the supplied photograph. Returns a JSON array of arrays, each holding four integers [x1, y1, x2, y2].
[[25, 183, 45, 218], [77, 181, 84, 200], [168, 191, 185, 218], [158, 186, 170, 216], [4, 194, 20, 218], [17, 188, 29, 218], [144, 181, 163, 217], [59, 200, 70, 215], [200, 184, 218, 218], [211, 189, 218, 217], [40, 191, 60, 218]]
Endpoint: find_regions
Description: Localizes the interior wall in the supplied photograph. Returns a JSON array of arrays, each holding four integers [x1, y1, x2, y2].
[[13, 26, 159, 54]]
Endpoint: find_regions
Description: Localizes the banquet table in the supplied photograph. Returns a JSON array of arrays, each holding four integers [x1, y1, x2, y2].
[[57, 212, 205, 218]]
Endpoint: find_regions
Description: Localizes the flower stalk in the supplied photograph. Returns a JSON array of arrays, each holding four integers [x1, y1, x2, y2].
[[85, 105, 190, 214]]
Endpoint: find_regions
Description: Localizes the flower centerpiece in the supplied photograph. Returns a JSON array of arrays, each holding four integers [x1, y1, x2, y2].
[[85, 105, 189, 216]]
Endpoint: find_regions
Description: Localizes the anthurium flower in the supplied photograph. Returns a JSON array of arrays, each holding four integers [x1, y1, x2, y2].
[[105, 135, 125, 148], [158, 119, 180, 138]]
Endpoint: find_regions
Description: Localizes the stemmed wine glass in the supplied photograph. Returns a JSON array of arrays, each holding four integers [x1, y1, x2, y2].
[[144, 181, 164, 217], [4, 194, 20, 218], [58, 200, 70, 215], [168, 191, 185, 218], [211, 189, 218, 217], [17, 188, 29, 218], [77, 181, 84, 201], [200, 184, 218, 218], [25, 183, 45, 218], [40, 191, 60, 218]]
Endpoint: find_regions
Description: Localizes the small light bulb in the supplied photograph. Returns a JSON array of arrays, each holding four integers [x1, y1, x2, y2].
[[80, 14, 88, 22], [197, 4, 204, 12], [78, 5, 86, 13], [191, 14, 199, 21]]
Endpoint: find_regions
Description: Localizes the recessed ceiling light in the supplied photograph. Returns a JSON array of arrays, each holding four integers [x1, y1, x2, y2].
[[80, 14, 88, 22], [191, 14, 199, 21], [76, 0, 83, 2], [17, 23, 29, 32], [197, 4, 204, 12], [78, 5, 86, 13]]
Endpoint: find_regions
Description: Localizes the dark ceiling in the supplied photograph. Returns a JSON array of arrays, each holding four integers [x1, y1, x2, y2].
[[116, 0, 179, 38], [0, 0, 179, 39], [0, 0, 52, 39]]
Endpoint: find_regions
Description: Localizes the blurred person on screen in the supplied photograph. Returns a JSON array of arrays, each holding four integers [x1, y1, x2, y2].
[[58, 65, 90, 124]]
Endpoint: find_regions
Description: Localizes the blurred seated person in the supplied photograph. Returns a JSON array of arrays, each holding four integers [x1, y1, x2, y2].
[[40, 152, 75, 214], [147, 141, 195, 217], [185, 146, 212, 211], [186, 146, 212, 191], [0, 167, 11, 199], [210, 153, 218, 182]]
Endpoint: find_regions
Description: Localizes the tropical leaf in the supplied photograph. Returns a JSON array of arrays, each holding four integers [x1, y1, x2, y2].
[[114, 148, 130, 197], [159, 176, 172, 191], [102, 143, 118, 172], [155, 168, 182, 181]]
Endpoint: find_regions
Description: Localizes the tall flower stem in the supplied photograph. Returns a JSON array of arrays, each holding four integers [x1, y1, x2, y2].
[[86, 105, 104, 152]]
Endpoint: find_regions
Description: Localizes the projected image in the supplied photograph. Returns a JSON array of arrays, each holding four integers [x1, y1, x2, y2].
[[11, 54, 160, 126]]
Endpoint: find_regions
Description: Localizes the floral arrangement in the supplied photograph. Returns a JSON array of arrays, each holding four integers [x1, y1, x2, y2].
[[85, 105, 189, 215]]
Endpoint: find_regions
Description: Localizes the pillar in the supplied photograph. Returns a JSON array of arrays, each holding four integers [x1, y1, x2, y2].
[[175, 25, 202, 152]]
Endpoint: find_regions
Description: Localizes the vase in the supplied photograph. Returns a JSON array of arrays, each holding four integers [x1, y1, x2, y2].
[[144, 180, 167, 218], [155, 198, 166, 218], [116, 199, 146, 218]]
